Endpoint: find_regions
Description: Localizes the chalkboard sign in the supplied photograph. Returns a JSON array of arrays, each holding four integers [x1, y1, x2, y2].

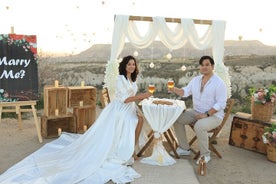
[[0, 34, 38, 102]]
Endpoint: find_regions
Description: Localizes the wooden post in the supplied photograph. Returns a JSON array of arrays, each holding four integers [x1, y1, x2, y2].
[[10, 26, 14, 34], [127, 15, 212, 25]]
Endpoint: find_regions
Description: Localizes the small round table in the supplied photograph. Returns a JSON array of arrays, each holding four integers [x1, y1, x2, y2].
[[139, 98, 185, 166]]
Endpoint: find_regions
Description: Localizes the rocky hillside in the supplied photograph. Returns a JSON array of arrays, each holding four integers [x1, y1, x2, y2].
[[38, 40, 276, 113], [51, 40, 276, 62]]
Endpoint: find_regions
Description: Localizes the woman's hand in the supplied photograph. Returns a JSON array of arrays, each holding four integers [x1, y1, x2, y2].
[[137, 92, 152, 100], [124, 92, 152, 103]]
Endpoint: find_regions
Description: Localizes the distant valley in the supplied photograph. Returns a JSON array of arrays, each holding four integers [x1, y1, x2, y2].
[[47, 40, 276, 63], [39, 40, 276, 113]]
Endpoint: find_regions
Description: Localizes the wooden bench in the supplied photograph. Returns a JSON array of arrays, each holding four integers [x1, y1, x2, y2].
[[0, 101, 43, 143]]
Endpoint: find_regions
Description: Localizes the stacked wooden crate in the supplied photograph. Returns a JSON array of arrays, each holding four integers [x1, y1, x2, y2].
[[41, 114, 76, 138], [41, 85, 97, 138], [41, 86, 76, 138], [43, 86, 68, 117], [68, 86, 97, 133]]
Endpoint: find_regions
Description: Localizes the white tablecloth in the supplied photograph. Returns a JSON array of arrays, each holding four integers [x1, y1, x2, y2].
[[140, 98, 185, 166]]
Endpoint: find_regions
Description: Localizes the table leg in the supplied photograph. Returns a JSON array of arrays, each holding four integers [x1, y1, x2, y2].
[[137, 130, 154, 157], [16, 106, 23, 130], [167, 128, 179, 148], [163, 130, 179, 159]]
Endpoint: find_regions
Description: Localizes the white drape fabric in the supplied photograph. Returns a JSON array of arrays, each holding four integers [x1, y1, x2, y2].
[[140, 98, 185, 166], [104, 15, 231, 100], [0, 75, 141, 184]]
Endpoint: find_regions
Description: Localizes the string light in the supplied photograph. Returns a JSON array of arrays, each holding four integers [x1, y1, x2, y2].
[[133, 50, 138, 57], [181, 46, 186, 71], [150, 43, 155, 68], [166, 53, 172, 60], [181, 65, 186, 71]]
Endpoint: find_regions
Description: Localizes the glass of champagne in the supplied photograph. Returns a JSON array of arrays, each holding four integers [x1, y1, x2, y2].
[[167, 79, 174, 99], [148, 84, 155, 94], [167, 79, 175, 90]]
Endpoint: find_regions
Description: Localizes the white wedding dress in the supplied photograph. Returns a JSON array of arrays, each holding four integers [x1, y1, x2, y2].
[[0, 75, 141, 184]]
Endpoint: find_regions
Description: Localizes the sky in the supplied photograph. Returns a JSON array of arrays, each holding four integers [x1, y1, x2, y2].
[[1, 0, 276, 55]]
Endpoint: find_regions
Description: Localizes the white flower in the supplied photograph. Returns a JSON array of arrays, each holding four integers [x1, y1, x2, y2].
[[262, 133, 269, 144]]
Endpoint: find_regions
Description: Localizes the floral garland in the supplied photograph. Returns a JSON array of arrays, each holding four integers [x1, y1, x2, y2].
[[103, 60, 119, 100], [0, 89, 17, 102], [0, 34, 37, 60], [214, 62, 232, 98]]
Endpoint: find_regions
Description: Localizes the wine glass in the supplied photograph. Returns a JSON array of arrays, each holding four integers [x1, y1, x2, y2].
[[167, 79, 175, 90], [167, 79, 174, 99], [148, 84, 155, 94]]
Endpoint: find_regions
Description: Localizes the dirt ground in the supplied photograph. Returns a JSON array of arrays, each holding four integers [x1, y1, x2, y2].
[[0, 107, 276, 184]]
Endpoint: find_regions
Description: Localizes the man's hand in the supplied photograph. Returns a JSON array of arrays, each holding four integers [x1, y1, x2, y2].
[[195, 113, 208, 120]]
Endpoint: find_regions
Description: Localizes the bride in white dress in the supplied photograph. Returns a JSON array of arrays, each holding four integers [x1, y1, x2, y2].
[[0, 55, 152, 184]]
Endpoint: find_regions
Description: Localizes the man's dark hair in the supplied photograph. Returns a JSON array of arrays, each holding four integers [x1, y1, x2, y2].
[[199, 56, 215, 65]]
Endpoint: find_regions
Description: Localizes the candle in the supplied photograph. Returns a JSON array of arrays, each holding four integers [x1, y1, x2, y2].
[[83, 125, 87, 132], [79, 101, 83, 107], [81, 81, 85, 87], [54, 80, 59, 87], [55, 109, 59, 116], [58, 128, 62, 136], [10, 26, 14, 34]]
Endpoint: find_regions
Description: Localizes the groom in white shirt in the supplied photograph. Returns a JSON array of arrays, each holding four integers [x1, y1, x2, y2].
[[168, 55, 227, 164]]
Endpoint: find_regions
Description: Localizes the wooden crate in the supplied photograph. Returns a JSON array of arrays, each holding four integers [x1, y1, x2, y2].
[[229, 116, 272, 154], [73, 105, 96, 133], [67, 86, 97, 108], [41, 115, 76, 138], [44, 86, 68, 116]]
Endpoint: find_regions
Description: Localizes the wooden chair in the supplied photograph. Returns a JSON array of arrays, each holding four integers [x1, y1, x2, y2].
[[100, 87, 111, 108], [189, 98, 235, 159]]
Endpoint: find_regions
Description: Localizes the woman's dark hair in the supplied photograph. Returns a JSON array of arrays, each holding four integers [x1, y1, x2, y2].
[[199, 55, 215, 65], [119, 55, 139, 82]]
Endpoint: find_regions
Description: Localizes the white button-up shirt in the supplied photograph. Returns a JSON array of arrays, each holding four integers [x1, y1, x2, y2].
[[182, 74, 227, 119]]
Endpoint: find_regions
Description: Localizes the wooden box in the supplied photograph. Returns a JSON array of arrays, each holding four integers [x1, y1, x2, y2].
[[229, 116, 272, 154], [41, 115, 76, 138], [44, 86, 68, 116], [73, 105, 96, 133], [67, 86, 97, 108]]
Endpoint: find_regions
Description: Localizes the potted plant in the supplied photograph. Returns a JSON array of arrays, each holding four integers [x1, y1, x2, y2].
[[249, 85, 276, 122], [262, 123, 276, 162]]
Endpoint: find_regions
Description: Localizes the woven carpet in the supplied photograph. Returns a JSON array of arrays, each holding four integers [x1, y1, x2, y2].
[[132, 159, 200, 184]]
